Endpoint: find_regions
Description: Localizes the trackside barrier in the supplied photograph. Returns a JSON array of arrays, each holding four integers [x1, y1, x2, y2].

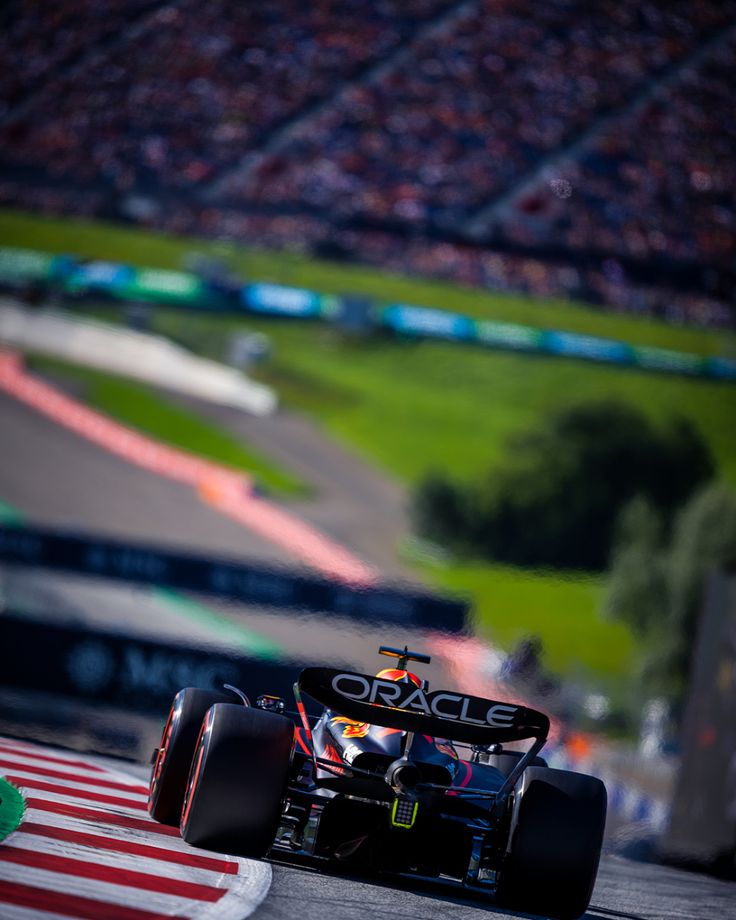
[[0, 245, 733, 382], [0, 524, 470, 633], [661, 569, 736, 866], [0, 613, 303, 714], [380, 304, 736, 381], [544, 745, 668, 833]]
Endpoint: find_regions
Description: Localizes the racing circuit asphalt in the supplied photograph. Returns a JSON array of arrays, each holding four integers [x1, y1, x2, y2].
[[74, 758, 736, 920], [264, 855, 736, 920], [166, 391, 414, 581], [0, 390, 292, 565]]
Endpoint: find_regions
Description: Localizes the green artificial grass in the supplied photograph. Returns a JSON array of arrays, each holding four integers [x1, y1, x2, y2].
[[0, 778, 24, 842], [25, 354, 307, 496]]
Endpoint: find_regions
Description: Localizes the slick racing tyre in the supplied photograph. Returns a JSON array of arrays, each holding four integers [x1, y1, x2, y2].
[[496, 766, 607, 920], [181, 703, 294, 857], [148, 687, 231, 826]]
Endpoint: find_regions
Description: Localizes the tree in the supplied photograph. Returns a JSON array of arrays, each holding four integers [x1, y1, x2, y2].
[[412, 399, 714, 570], [602, 496, 668, 637], [410, 472, 471, 550], [655, 483, 736, 703], [604, 483, 736, 712]]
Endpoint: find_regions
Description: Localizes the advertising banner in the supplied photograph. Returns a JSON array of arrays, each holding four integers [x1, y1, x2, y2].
[[633, 345, 706, 376], [0, 245, 731, 384], [242, 282, 323, 317], [0, 524, 469, 633], [475, 319, 543, 351], [0, 246, 55, 283], [65, 260, 136, 296], [382, 304, 475, 340], [707, 357, 736, 381], [543, 330, 632, 364], [0, 613, 302, 714], [121, 267, 205, 304]]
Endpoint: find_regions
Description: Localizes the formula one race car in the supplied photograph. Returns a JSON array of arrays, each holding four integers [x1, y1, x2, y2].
[[148, 645, 607, 920]]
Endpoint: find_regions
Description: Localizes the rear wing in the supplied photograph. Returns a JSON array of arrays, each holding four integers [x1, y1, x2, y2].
[[299, 667, 549, 745]]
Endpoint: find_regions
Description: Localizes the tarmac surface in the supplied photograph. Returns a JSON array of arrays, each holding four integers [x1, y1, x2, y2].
[[4, 740, 735, 920], [262, 853, 736, 920], [166, 393, 413, 580], [62, 755, 736, 920], [0, 391, 289, 566]]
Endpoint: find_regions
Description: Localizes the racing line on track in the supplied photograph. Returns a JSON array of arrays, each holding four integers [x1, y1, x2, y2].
[[0, 736, 272, 920]]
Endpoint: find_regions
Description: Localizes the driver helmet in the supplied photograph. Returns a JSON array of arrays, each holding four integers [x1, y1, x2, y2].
[[376, 667, 422, 687]]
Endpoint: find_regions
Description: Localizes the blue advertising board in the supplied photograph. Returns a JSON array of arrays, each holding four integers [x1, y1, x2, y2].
[[543, 331, 633, 364], [0, 244, 730, 384], [706, 357, 736, 381], [66, 260, 135, 294], [243, 282, 323, 317], [382, 304, 475, 340]]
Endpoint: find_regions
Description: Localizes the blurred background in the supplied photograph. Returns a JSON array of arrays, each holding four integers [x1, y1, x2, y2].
[[0, 0, 734, 885]]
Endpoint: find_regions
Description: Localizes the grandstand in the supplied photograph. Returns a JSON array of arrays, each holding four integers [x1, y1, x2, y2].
[[0, 0, 733, 328]]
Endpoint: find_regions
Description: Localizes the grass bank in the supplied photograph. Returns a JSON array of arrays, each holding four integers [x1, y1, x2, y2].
[[426, 561, 630, 684], [25, 354, 307, 496]]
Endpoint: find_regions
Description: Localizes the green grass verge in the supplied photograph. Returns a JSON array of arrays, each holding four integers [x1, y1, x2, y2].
[[420, 561, 631, 686], [145, 323, 734, 686], [0, 778, 25, 842], [116, 310, 733, 684], [148, 316, 736, 488], [5, 206, 724, 484], [25, 354, 307, 497]]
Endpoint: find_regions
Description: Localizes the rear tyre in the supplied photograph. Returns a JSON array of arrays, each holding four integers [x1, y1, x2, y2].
[[181, 703, 294, 856], [496, 766, 607, 920], [148, 687, 231, 826]]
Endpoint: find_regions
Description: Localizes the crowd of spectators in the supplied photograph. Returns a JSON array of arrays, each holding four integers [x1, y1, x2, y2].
[[3, 173, 727, 328], [0, 0, 156, 118], [227, 0, 736, 229], [0, 0, 733, 329], [0, 0, 455, 190], [498, 34, 736, 269]]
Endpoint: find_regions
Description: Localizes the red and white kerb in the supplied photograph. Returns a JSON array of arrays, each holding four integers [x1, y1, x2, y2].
[[0, 736, 272, 919]]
